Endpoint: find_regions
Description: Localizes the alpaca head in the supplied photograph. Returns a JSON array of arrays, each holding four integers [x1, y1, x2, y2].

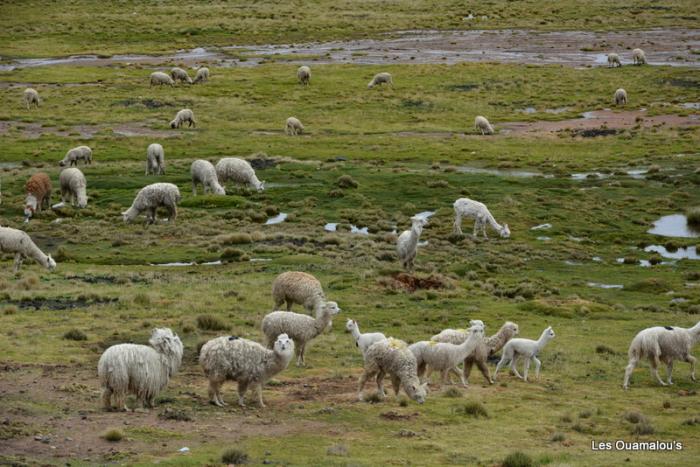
[[503, 321, 519, 337], [322, 301, 342, 316], [404, 376, 428, 404], [213, 184, 226, 195], [46, 254, 56, 271], [255, 180, 265, 192], [170, 120, 178, 129], [345, 319, 357, 333], [468, 322, 485, 338], [274, 333, 295, 358], [499, 224, 511, 238], [410, 216, 428, 233], [149, 328, 184, 373], [542, 326, 556, 340]]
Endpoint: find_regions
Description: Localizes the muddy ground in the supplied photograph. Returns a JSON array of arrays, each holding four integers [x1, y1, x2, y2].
[[2, 28, 698, 71]]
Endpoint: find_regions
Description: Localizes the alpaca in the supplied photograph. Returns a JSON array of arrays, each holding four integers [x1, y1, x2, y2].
[[418, 323, 485, 388], [494, 326, 555, 382], [453, 197, 510, 239], [623, 322, 700, 389], [396, 216, 428, 271]]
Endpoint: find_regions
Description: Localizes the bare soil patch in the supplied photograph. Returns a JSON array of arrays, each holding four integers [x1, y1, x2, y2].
[[380, 272, 452, 292]]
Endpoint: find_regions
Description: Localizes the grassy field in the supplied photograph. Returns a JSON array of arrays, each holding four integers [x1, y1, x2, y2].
[[1, 11, 700, 467], [1, 0, 699, 57]]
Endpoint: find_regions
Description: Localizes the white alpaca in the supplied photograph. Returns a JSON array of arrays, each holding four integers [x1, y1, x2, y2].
[[632, 48, 647, 65], [346, 319, 386, 357], [59, 168, 88, 208], [367, 72, 393, 89], [146, 143, 165, 175], [494, 326, 555, 382], [215, 157, 265, 191], [98, 328, 183, 410], [396, 216, 428, 271], [623, 322, 700, 389], [614, 88, 628, 106], [474, 116, 494, 135], [297, 66, 311, 85], [413, 322, 485, 388], [199, 333, 294, 407], [453, 197, 510, 238], [191, 159, 225, 195], [607, 53, 622, 67], [0, 227, 56, 272]]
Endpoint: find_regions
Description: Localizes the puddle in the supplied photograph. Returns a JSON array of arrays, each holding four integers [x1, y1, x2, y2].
[[592, 256, 603, 262], [530, 223, 552, 230], [265, 212, 288, 225], [324, 223, 338, 232], [151, 260, 223, 267], [647, 214, 700, 238], [680, 103, 700, 110], [112, 124, 175, 138], [564, 260, 581, 266], [587, 282, 624, 289], [545, 107, 571, 114], [571, 172, 611, 180], [414, 210, 436, 221], [671, 298, 689, 304], [350, 225, 369, 235], [0, 162, 21, 169], [457, 165, 551, 178], [9, 297, 118, 310], [644, 245, 699, 260], [536, 236, 551, 241], [626, 169, 648, 179], [616, 258, 658, 267], [249, 258, 272, 262], [5, 29, 699, 69], [520, 107, 537, 114]]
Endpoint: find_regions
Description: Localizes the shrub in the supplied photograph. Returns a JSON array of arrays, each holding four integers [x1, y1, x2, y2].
[[502, 451, 534, 467], [442, 387, 462, 398], [626, 278, 671, 293], [595, 344, 617, 355], [221, 448, 248, 464], [63, 329, 87, 341], [687, 206, 700, 227], [631, 421, 655, 435], [3, 305, 18, 315], [196, 314, 228, 331], [220, 248, 249, 262], [132, 293, 151, 307], [550, 432, 565, 442], [624, 411, 647, 424], [222, 233, 252, 245], [336, 175, 358, 189], [102, 429, 124, 442], [158, 408, 192, 422], [458, 401, 489, 418]]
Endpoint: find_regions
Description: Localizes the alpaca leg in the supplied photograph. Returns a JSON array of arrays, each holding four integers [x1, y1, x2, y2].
[[650, 356, 667, 386], [687, 355, 697, 382], [101, 387, 113, 410], [449, 367, 462, 385], [440, 370, 450, 389], [522, 358, 532, 382], [255, 384, 266, 408], [623, 356, 638, 389], [493, 356, 508, 381], [475, 359, 493, 384], [376, 370, 386, 398], [13, 253, 23, 273], [510, 356, 524, 379], [297, 344, 306, 366], [666, 361, 674, 385], [358, 368, 376, 401], [192, 182, 197, 196], [472, 219, 479, 238], [209, 379, 225, 407], [424, 366, 433, 384], [453, 213, 462, 235], [533, 356, 542, 380], [237, 381, 249, 407], [391, 375, 401, 396]]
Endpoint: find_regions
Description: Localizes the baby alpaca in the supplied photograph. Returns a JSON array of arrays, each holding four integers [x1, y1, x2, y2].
[[367, 72, 393, 89], [23, 88, 40, 109], [623, 322, 700, 389], [199, 334, 294, 407], [614, 88, 628, 106], [453, 197, 510, 239], [396, 216, 428, 271], [346, 319, 386, 357], [494, 326, 555, 382], [285, 117, 304, 135], [358, 338, 427, 403]]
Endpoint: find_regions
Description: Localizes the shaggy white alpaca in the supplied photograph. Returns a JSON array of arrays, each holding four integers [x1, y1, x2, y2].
[[623, 322, 700, 389], [98, 328, 183, 410], [453, 197, 510, 239], [396, 216, 427, 271], [0, 227, 56, 272], [200, 333, 294, 407], [494, 326, 555, 382]]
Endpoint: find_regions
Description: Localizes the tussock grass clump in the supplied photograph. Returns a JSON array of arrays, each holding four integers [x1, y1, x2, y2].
[[15, 275, 38, 290], [132, 293, 151, 307], [502, 451, 534, 467], [364, 392, 383, 404], [3, 305, 18, 315], [326, 443, 349, 456], [63, 329, 87, 341], [626, 278, 671, 293], [458, 401, 489, 418], [102, 429, 124, 442], [222, 233, 252, 245], [220, 248, 249, 262], [682, 417, 700, 426], [221, 448, 248, 464], [196, 314, 228, 331], [631, 421, 655, 435], [336, 175, 358, 189], [687, 206, 700, 227], [595, 344, 617, 355], [550, 432, 565, 442], [624, 411, 648, 424], [442, 387, 463, 398], [158, 408, 192, 422]]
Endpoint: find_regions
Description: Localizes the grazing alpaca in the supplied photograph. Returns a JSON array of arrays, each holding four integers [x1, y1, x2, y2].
[[494, 326, 555, 382], [453, 197, 510, 239], [396, 216, 428, 271], [623, 322, 700, 389]]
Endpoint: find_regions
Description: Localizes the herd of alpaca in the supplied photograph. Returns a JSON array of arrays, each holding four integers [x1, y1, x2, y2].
[[6, 46, 697, 412]]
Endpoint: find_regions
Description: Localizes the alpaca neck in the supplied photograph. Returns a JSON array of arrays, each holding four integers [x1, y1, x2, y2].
[[487, 326, 510, 352], [457, 332, 480, 356], [25, 240, 48, 267], [689, 322, 700, 344], [536, 331, 552, 350], [350, 325, 361, 341], [484, 211, 502, 232], [314, 313, 332, 334]]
